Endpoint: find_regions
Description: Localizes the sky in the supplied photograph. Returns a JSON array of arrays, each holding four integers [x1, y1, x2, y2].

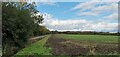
[[35, 2, 118, 32]]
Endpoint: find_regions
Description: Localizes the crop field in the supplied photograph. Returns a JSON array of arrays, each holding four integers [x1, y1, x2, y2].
[[15, 34, 119, 57], [46, 34, 119, 55], [61, 34, 118, 43]]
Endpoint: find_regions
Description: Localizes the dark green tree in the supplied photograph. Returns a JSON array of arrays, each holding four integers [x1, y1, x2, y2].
[[2, 2, 45, 56]]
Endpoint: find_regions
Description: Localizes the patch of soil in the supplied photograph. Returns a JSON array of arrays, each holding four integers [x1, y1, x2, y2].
[[46, 34, 89, 56], [95, 44, 118, 54], [45, 34, 118, 56]]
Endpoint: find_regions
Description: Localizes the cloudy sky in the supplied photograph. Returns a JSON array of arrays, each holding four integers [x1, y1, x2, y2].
[[36, 2, 118, 32]]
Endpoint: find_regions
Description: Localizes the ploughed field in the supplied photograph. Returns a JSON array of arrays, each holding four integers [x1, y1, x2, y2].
[[46, 34, 118, 55], [15, 34, 119, 56]]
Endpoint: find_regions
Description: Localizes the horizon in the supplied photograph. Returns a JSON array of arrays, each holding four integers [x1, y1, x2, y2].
[[50, 30, 118, 33]]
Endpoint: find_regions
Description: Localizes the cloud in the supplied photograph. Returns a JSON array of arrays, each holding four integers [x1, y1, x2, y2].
[[45, 2, 56, 5], [77, 11, 99, 16], [73, 2, 118, 16], [104, 13, 118, 20], [92, 3, 118, 12], [72, 2, 96, 10], [41, 13, 89, 30], [90, 22, 118, 32], [38, 13, 118, 32], [41, 2, 57, 5]]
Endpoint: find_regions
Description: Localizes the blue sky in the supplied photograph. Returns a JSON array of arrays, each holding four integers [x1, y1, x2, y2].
[[36, 2, 79, 20], [36, 2, 118, 32]]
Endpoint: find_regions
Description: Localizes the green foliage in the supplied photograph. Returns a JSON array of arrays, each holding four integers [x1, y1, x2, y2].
[[39, 26, 50, 35], [2, 2, 49, 56]]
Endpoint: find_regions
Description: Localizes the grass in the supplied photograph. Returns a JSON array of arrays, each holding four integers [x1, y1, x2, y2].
[[13, 34, 119, 56], [46, 34, 119, 56], [59, 34, 118, 43], [55, 34, 118, 55], [13, 35, 51, 57]]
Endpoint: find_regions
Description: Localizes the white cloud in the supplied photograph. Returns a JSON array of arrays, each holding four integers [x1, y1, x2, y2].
[[104, 13, 118, 20], [72, 2, 96, 11], [41, 2, 57, 5], [77, 11, 99, 16], [92, 3, 118, 12], [42, 13, 89, 30], [91, 22, 118, 32], [39, 13, 118, 32], [73, 2, 118, 16]]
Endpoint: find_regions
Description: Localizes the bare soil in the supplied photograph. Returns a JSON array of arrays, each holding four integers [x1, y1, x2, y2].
[[45, 34, 118, 56]]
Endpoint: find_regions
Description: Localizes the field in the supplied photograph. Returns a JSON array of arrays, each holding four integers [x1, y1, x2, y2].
[[14, 34, 119, 56], [46, 34, 118, 55], [61, 34, 118, 43]]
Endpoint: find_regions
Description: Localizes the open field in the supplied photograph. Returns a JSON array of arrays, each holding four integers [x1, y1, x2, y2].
[[46, 34, 119, 55], [14, 34, 119, 57], [60, 34, 118, 43]]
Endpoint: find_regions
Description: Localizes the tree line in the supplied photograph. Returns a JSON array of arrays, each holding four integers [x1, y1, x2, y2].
[[2, 2, 50, 56], [51, 31, 119, 36]]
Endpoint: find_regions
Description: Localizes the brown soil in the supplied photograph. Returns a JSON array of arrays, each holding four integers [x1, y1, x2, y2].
[[45, 34, 118, 56], [46, 34, 89, 56]]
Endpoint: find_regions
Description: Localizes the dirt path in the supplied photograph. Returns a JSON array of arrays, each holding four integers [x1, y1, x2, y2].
[[30, 36, 45, 40], [28, 36, 45, 43]]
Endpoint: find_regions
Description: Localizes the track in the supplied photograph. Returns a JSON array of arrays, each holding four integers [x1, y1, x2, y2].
[[30, 36, 45, 40]]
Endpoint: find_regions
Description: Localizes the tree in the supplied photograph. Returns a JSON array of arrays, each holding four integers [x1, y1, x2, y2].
[[2, 2, 45, 56], [39, 26, 50, 35]]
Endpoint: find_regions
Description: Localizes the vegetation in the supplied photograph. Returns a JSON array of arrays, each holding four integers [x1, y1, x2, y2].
[[51, 31, 119, 36], [14, 34, 118, 56], [14, 35, 51, 57], [2, 2, 119, 57], [60, 34, 118, 43], [2, 2, 50, 56], [46, 34, 118, 56]]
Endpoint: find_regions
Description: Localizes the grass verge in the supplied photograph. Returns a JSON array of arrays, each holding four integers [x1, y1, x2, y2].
[[13, 35, 51, 57]]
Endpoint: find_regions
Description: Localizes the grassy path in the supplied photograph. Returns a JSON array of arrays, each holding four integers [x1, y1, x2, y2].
[[13, 35, 51, 57]]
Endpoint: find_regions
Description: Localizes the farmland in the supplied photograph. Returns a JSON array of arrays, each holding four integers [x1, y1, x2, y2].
[[61, 34, 118, 43], [46, 34, 118, 55], [15, 34, 119, 56], [3, 2, 119, 57]]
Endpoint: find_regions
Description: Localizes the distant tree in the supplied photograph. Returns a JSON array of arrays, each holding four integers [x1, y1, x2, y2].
[[39, 26, 50, 35]]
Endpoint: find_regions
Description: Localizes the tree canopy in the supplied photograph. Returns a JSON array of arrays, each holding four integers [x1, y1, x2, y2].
[[2, 2, 50, 56]]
